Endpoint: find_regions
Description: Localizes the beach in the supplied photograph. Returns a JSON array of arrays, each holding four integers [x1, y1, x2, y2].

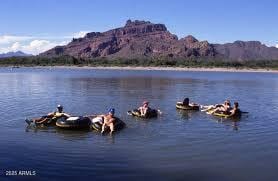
[[29, 65, 278, 73]]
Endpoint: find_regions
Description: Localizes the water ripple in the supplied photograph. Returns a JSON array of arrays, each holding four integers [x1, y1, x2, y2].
[[0, 67, 278, 180]]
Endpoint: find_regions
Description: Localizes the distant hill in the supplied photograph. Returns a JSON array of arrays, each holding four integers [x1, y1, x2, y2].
[[0, 51, 32, 58], [213, 41, 278, 61], [40, 20, 278, 61]]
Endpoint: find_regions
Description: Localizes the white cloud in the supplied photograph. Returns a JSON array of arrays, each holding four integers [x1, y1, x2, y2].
[[276, 44, 278, 48], [0, 40, 66, 55], [11, 42, 21, 50], [72, 31, 89, 38], [22, 40, 56, 55], [0, 31, 90, 55], [21, 40, 68, 55], [0, 47, 9, 53], [0, 35, 32, 45]]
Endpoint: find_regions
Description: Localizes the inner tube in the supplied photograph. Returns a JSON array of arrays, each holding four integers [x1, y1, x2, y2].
[[91, 117, 126, 133], [176, 102, 200, 111], [56, 116, 91, 129], [129, 109, 158, 118], [207, 110, 241, 119]]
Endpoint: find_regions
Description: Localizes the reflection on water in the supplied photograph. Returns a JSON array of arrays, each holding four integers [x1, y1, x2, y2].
[[1, 67, 278, 180], [176, 109, 199, 121], [210, 117, 241, 131]]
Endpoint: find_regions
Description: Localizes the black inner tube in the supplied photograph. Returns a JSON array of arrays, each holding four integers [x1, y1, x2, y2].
[[56, 116, 91, 129], [91, 117, 126, 132]]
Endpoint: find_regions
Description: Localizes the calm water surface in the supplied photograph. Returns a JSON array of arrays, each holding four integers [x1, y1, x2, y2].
[[0, 67, 278, 181]]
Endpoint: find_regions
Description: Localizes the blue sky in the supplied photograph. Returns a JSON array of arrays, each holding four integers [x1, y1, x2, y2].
[[0, 0, 277, 54]]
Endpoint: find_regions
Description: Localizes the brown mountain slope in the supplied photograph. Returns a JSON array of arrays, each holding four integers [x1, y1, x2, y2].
[[41, 20, 278, 61], [213, 41, 278, 60], [41, 20, 215, 59]]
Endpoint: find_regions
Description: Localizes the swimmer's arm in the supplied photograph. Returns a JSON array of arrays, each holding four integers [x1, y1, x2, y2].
[[228, 109, 235, 117], [62, 113, 71, 117]]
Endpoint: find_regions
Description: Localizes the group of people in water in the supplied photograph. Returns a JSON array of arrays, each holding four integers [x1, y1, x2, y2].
[[25, 98, 241, 134], [200, 99, 241, 117], [26, 105, 118, 134], [25, 101, 157, 134]]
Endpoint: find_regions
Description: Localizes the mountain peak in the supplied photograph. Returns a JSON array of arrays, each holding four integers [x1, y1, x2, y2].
[[125, 20, 151, 27], [123, 19, 167, 33], [40, 20, 278, 61], [182, 35, 199, 43], [0, 51, 32, 58]]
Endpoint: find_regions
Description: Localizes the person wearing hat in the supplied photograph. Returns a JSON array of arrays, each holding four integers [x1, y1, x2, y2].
[[138, 101, 151, 116], [101, 108, 116, 134], [25, 105, 71, 125]]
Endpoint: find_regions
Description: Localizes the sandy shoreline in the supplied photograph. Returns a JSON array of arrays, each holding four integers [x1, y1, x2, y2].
[[23, 65, 278, 73], [4, 65, 278, 73]]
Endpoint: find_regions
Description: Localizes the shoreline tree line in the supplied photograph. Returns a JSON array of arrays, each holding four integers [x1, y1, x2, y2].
[[0, 56, 277, 70]]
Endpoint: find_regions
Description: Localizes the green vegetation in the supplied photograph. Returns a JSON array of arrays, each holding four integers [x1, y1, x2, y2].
[[0, 56, 278, 70]]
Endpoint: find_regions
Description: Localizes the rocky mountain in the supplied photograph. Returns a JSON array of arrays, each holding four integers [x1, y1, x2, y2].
[[41, 20, 278, 61], [0, 51, 32, 58], [213, 41, 278, 60]]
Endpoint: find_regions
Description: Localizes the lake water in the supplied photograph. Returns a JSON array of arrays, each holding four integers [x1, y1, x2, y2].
[[0, 67, 278, 181]]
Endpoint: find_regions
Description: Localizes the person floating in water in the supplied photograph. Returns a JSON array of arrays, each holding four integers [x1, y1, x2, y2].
[[101, 108, 116, 134], [228, 102, 241, 117], [175, 97, 200, 111], [202, 99, 230, 112], [25, 105, 71, 126], [211, 100, 232, 114], [182, 97, 199, 107], [138, 101, 151, 116]]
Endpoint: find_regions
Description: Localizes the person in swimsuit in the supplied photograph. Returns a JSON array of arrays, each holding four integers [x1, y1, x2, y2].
[[25, 105, 70, 125], [101, 108, 116, 134], [138, 101, 151, 116]]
